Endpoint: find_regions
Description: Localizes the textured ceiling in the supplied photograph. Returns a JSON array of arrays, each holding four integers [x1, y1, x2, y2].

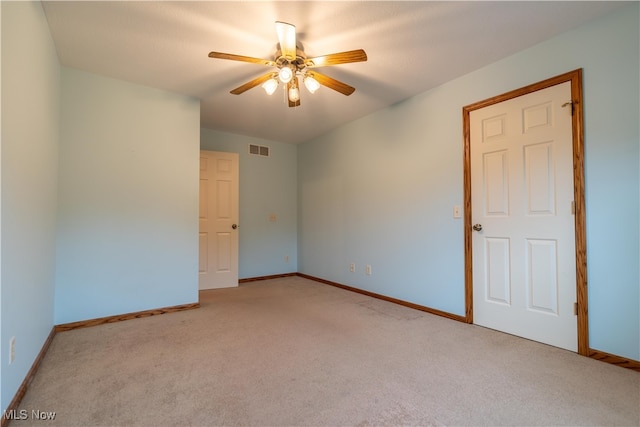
[[41, 1, 625, 144]]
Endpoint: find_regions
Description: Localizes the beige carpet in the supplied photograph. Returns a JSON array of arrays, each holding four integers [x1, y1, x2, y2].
[[12, 276, 640, 426]]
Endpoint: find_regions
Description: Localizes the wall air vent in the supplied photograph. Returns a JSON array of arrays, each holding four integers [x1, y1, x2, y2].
[[248, 144, 270, 157]]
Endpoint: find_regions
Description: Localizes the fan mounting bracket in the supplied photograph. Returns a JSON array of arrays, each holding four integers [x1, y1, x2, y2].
[[274, 49, 308, 74]]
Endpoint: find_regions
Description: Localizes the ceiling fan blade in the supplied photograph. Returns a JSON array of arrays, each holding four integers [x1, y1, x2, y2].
[[287, 77, 301, 107], [275, 21, 296, 60], [306, 71, 356, 96], [305, 49, 367, 68], [230, 73, 276, 95], [208, 51, 275, 67]]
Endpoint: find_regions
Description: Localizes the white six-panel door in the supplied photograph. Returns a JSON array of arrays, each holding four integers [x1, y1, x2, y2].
[[199, 150, 239, 290], [470, 82, 577, 351]]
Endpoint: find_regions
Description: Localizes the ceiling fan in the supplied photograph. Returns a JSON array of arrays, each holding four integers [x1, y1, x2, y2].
[[208, 21, 367, 107]]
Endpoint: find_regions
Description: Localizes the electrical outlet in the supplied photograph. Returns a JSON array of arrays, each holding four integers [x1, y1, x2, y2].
[[284, 255, 289, 263], [9, 337, 16, 364], [349, 262, 356, 273], [365, 265, 372, 276]]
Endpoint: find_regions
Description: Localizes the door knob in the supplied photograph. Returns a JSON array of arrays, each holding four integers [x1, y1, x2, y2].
[[472, 224, 483, 232], [232, 224, 238, 230]]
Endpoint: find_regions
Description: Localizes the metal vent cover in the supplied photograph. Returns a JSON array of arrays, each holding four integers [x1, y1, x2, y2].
[[249, 144, 270, 157]]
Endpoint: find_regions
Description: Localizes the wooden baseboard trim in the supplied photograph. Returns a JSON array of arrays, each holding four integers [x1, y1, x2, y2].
[[238, 273, 297, 283], [3, 301, 199, 426], [589, 349, 640, 372], [296, 274, 640, 372], [2, 283, 635, 427], [1, 327, 56, 427], [54, 302, 200, 333], [297, 273, 468, 323]]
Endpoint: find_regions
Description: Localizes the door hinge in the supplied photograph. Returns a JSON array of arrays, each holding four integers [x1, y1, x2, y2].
[[574, 302, 578, 316]]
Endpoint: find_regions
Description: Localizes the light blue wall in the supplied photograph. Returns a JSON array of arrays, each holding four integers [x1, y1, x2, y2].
[[201, 129, 297, 279], [298, 103, 466, 314], [298, 3, 639, 361], [54, 68, 200, 324], [0, 5, 637, 414], [1, 1, 60, 413]]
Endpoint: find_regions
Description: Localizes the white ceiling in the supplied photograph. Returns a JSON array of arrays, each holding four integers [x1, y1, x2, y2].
[[41, 1, 625, 144]]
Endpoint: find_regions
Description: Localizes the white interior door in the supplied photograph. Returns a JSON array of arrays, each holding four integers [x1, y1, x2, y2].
[[199, 150, 239, 290], [470, 81, 577, 351]]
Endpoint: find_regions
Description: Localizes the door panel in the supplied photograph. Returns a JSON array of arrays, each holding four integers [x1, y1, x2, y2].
[[485, 237, 511, 305], [527, 239, 558, 314], [483, 150, 509, 216], [525, 142, 555, 215]]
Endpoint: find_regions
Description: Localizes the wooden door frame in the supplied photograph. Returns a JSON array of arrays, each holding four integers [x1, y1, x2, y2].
[[462, 69, 588, 356]]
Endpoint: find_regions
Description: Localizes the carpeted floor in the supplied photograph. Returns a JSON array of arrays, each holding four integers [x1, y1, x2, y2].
[[12, 276, 640, 426]]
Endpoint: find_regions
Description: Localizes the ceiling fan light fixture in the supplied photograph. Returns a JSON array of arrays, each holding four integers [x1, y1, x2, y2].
[[278, 66, 293, 83], [208, 21, 367, 107], [304, 75, 320, 94], [262, 77, 279, 95]]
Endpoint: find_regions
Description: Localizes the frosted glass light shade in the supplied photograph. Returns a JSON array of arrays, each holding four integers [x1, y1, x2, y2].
[[304, 75, 320, 93], [288, 87, 300, 102], [262, 78, 278, 95], [278, 67, 293, 83]]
